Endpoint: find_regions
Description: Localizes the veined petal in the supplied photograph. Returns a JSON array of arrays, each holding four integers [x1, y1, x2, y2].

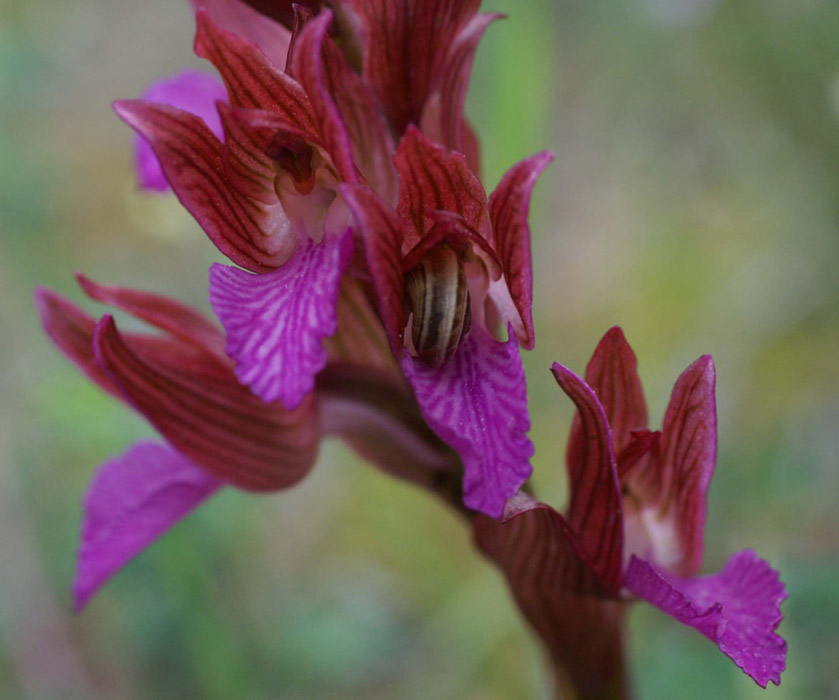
[[292, 10, 397, 201], [191, 0, 293, 66], [75, 273, 225, 356], [349, 0, 481, 134], [552, 362, 624, 593], [340, 185, 406, 355], [403, 326, 532, 518], [74, 441, 221, 610], [194, 11, 317, 134], [475, 494, 628, 699], [656, 356, 717, 577], [460, 117, 481, 178], [569, 327, 648, 462], [487, 151, 553, 349], [475, 492, 609, 595], [291, 12, 357, 184], [92, 316, 320, 491], [134, 70, 227, 192], [395, 126, 487, 241], [114, 99, 295, 271], [34, 288, 122, 399], [422, 13, 502, 154], [217, 103, 282, 205], [624, 552, 787, 688], [209, 229, 353, 409]]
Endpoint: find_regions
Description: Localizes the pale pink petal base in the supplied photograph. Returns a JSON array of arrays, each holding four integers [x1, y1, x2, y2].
[[209, 229, 353, 409], [402, 326, 533, 518], [135, 71, 227, 191], [624, 551, 787, 687], [74, 442, 221, 610]]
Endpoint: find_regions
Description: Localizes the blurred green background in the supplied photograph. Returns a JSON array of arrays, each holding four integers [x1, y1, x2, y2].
[[2, 0, 837, 697]]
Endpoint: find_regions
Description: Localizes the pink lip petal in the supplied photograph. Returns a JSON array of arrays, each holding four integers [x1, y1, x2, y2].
[[74, 441, 221, 610], [209, 229, 354, 409], [403, 326, 533, 518], [624, 551, 787, 688]]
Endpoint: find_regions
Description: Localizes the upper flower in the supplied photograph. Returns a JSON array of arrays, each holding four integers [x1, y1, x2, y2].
[[476, 327, 787, 688], [341, 127, 552, 517], [116, 1, 552, 517]]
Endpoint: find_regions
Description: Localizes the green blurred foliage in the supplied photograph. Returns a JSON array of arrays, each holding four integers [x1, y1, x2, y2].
[[2, 0, 837, 697]]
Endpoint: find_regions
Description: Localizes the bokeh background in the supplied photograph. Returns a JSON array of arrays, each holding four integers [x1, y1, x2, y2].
[[2, 0, 838, 697]]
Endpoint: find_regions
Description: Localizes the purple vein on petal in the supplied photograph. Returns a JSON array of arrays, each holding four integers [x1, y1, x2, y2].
[[209, 228, 353, 409], [402, 326, 533, 518], [624, 551, 787, 688]]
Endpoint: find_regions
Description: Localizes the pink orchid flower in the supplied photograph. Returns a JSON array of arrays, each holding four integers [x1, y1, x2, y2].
[[117, 1, 552, 517], [476, 328, 787, 694], [341, 129, 552, 517], [36, 276, 461, 609]]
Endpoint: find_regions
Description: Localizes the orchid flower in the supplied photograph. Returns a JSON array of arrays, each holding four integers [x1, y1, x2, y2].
[[34, 278, 318, 608], [117, 0, 552, 517], [341, 130, 552, 517], [475, 328, 787, 695], [35, 275, 462, 609]]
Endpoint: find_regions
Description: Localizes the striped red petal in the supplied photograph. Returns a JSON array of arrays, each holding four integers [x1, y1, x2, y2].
[[114, 99, 296, 271], [552, 363, 624, 593], [216, 103, 282, 204], [34, 288, 123, 400], [656, 355, 717, 577], [394, 125, 487, 242], [92, 315, 320, 492], [75, 273, 225, 356], [568, 326, 649, 467], [292, 10, 397, 195], [487, 151, 553, 349], [348, 0, 481, 134], [340, 184, 407, 356], [289, 12, 355, 183], [475, 494, 628, 698], [423, 13, 502, 154], [194, 11, 316, 132]]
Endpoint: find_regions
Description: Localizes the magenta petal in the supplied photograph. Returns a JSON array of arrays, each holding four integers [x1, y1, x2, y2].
[[74, 441, 221, 610], [402, 326, 533, 518], [134, 71, 227, 192], [624, 552, 787, 687], [209, 229, 353, 409]]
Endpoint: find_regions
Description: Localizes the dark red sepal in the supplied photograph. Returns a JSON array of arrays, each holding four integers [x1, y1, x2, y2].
[[552, 363, 624, 593], [92, 315, 320, 492], [394, 126, 487, 241]]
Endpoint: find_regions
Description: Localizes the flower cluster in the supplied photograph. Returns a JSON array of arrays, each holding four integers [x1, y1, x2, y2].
[[36, 0, 787, 695]]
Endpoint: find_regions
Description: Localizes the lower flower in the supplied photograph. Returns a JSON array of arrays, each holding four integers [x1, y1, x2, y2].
[[475, 327, 787, 695]]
